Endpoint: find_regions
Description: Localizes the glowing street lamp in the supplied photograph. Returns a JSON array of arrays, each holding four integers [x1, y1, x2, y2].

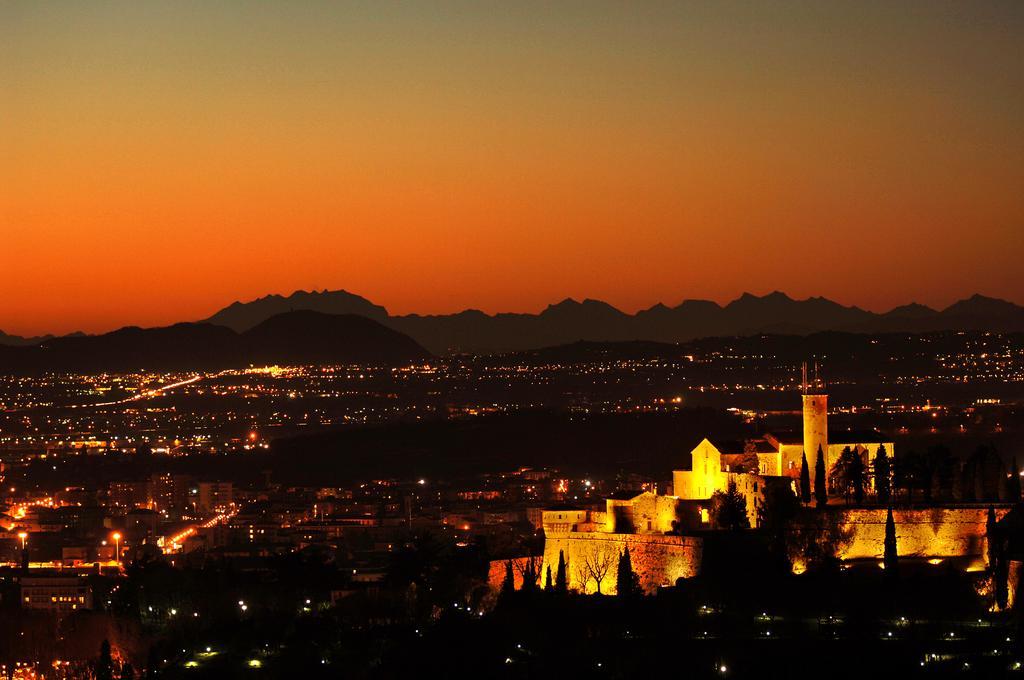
[[17, 532, 27, 551], [112, 532, 122, 564]]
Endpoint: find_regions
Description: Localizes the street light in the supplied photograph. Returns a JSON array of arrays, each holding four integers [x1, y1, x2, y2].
[[17, 532, 27, 551], [112, 532, 122, 564]]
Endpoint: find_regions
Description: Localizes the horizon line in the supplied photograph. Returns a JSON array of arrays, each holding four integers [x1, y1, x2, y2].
[[3, 288, 1020, 341]]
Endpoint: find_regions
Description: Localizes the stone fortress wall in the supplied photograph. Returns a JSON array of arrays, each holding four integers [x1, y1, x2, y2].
[[837, 505, 1008, 564], [542, 531, 702, 595], [522, 506, 1008, 595]]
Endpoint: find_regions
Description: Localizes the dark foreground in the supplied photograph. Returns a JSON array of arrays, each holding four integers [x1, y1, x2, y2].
[[68, 559, 1021, 679]]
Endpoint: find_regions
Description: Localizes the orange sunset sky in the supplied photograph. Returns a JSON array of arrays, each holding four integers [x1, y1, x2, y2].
[[2, 1, 1023, 337]]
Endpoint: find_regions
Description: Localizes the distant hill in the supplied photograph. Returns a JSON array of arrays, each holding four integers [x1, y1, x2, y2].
[[203, 289, 388, 332], [0, 329, 62, 346], [0, 311, 430, 374], [188, 289, 1024, 354], [243, 310, 430, 366]]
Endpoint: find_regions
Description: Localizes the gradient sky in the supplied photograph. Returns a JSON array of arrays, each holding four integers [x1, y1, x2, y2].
[[3, 1, 1023, 336]]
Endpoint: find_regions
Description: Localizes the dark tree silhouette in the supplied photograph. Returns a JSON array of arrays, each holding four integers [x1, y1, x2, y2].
[[850, 450, 866, 505], [545, 565, 553, 590], [734, 443, 762, 474], [800, 451, 811, 505], [615, 546, 641, 597], [963, 445, 1003, 501], [995, 558, 1010, 610], [1008, 456, 1022, 503], [883, 506, 898, 575], [518, 556, 539, 592], [925, 445, 956, 502], [555, 550, 568, 593], [830, 447, 866, 505], [786, 509, 853, 572], [501, 560, 515, 596], [758, 481, 800, 572], [874, 445, 891, 503], [814, 445, 827, 508], [709, 481, 750, 530], [895, 450, 929, 503], [96, 639, 113, 680], [986, 505, 998, 569], [985, 505, 1010, 609]]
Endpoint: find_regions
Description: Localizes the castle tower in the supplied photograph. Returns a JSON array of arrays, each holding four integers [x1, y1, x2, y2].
[[801, 362, 828, 486]]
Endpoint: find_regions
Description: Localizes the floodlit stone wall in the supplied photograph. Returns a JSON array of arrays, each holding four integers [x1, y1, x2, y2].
[[543, 531, 702, 595], [532, 506, 1008, 596], [606, 492, 683, 534], [836, 506, 1009, 563]]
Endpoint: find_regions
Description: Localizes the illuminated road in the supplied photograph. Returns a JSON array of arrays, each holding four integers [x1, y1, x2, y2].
[[75, 373, 214, 409], [163, 509, 236, 554]]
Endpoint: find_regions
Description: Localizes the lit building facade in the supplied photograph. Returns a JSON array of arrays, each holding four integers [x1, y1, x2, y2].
[[539, 383, 899, 594]]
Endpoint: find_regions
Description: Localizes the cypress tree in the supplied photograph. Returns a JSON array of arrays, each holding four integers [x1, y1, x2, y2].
[[800, 451, 811, 505], [986, 505, 998, 569], [555, 550, 568, 593], [545, 565, 553, 590], [616, 546, 640, 597], [996, 553, 1010, 610], [521, 557, 537, 592], [851, 452, 865, 506], [883, 506, 898, 574], [501, 560, 515, 596], [97, 640, 113, 680], [875, 445, 891, 503], [1008, 457, 1022, 502], [814, 445, 827, 508]]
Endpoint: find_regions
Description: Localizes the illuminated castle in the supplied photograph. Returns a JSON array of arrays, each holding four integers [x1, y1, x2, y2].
[[540, 366, 912, 594], [672, 363, 894, 526], [537, 370, 1013, 595]]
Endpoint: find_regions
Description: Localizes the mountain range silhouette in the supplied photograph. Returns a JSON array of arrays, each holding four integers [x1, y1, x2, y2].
[[2, 290, 1023, 367], [202, 289, 1024, 354]]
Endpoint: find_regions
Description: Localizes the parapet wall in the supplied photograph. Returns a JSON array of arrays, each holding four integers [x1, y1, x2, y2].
[[836, 506, 1008, 563], [532, 506, 1005, 596], [543, 531, 702, 595]]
